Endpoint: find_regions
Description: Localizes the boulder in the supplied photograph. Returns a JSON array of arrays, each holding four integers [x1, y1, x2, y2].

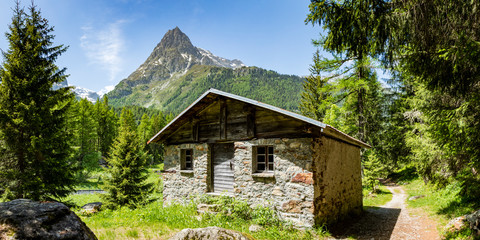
[[81, 202, 102, 215], [445, 216, 466, 232], [0, 199, 97, 240], [465, 209, 480, 235], [169, 226, 254, 240]]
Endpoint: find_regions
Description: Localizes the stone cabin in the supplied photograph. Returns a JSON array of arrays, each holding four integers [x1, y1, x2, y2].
[[148, 89, 370, 227]]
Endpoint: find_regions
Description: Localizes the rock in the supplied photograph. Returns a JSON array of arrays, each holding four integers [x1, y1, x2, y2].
[[272, 187, 283, 196], [0, 199, 97, 240], [197, 204, 219, 213], [81, 202, 102, 215], [291, 173, 313, 185], [168, 226, 254, 240], [445, 216, 466, 232], [408, 195, 425, 201], [289, 142, 301, 149], [465, 209, 480, 235], [248, 224, 263, 232], [282, 200, 302, 213]]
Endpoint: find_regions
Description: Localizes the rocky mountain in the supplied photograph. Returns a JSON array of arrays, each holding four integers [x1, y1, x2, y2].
[[122, 27, 244, 87], [107, 27, 305, 113], [73, 86, 100, 103], [54, 80, 100, 103]]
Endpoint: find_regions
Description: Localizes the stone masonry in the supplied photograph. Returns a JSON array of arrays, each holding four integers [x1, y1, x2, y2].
[[162, 138, 315, 227], [163, 143, 209, 203]]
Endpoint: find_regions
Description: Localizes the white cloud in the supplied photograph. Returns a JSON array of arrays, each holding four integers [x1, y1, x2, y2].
[[80, 20, 126, 82], [98, 85, 115, 97]]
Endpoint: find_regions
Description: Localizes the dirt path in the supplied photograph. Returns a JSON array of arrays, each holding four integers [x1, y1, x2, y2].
[[327, 185, 440, 240]]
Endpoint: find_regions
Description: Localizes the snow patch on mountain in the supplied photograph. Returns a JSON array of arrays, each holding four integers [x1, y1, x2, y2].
[[197, 47, 245, 69], [52, 80, 103, 103], [72, 86, 100, 103]]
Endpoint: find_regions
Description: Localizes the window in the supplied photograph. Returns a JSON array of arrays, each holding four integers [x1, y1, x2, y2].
[[181, 149, 193, 170], [254, 146, 274, 172]]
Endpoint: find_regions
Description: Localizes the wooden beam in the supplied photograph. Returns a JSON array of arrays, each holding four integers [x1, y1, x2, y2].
[[191, 118, 199, 142], [247, 106, 256, 138], [219, 98, 227, 140]]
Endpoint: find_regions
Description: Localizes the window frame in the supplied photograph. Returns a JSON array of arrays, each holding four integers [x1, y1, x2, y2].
[[181, 148, 194, 170], [253, 145, 274, 173]]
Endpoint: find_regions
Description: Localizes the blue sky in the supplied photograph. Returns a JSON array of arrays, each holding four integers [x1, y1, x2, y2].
[[0, 0, 321, 93]]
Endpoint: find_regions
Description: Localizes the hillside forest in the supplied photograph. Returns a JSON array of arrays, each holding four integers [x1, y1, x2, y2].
[[0, 0, 479, 239]]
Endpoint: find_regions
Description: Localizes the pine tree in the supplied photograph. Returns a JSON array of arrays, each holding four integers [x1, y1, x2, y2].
[[95, 96, 117, 158], [137, 113, 151, 150], [362, 151, 386, 193], [0, 2, 76, 200], [102, 108, 153, 209], [299, 50, 333, 121], [70, 98, 100, 180], [147, 113, 166, 164]]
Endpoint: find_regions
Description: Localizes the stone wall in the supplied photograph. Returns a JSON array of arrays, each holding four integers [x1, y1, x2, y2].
[[162, 138, 315, 227], [162, 143, 209, 203], [313, 136, 363, 225], [232, 138, 315, 227]]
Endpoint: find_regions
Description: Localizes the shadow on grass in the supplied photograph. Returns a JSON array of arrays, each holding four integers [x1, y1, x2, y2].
[[388, 166, 418, 183], [437, 177, 480, 218], [374, 188, 392, 195], [328, 207, 401, 239], [437, 198, 479, 219]]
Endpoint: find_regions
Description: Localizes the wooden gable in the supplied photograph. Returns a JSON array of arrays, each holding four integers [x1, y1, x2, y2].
[[149, 89, 370, 148], [162, 97, 313, 145]]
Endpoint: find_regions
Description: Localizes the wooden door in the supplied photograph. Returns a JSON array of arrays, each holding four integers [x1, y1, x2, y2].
[[212, 143, 234, 193]]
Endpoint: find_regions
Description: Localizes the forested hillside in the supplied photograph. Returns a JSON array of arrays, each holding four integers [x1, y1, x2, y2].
[[108, 65, 304, 113]]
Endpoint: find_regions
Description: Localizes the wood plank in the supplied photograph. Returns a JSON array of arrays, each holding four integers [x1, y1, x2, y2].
[[214, 183, 234, 188], [212, 143, 234, 193], [226, 122, 248, 140]]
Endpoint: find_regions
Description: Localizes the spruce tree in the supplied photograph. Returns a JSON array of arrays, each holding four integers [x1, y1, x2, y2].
[[299, 50, 333, 121], [70, 98, 100, 180], [137, 113, 151, 150], [95, 96, 117, 158], [103, 108, 153, 209], [0, 2, 76, 200], [147, 113, 166, 164]]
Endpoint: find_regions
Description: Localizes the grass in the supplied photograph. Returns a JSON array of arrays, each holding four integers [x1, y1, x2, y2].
[[404, 179, 477, 222], [65, 163, 325, 239], [403, 178, 479, 239], [68, 194, 326, 240], [362, 185, 393, 208]]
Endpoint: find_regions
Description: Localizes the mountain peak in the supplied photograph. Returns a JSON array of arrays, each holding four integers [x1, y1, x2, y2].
[[156, 27, 194, 53], [122, 27, 245, 87]]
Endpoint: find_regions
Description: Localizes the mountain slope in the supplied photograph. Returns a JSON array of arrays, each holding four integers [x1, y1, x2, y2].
[[107, 27, 304, 113], [109, 65, 304, 113]]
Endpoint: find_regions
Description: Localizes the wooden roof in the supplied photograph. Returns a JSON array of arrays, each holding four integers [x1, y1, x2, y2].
[[148, 88, 370, 148]]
